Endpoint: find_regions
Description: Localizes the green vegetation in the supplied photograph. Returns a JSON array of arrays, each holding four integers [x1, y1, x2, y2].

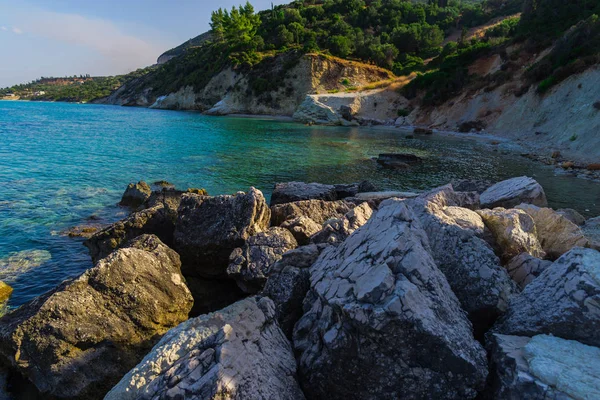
[[0, 69, 152, 102]]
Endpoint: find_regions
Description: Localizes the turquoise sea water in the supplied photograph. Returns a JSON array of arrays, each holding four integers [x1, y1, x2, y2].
[[1, 100, 599, 309]]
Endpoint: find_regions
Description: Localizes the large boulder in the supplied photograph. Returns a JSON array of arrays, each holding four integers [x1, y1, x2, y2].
[[477, 208, 546, 261], [480, 177, 548, 209], [505, 253, 552, 290], [494, 248, 600, 347], [262, 244, 324, 338], [141, 188, 185, 219], [174, 188, 270, 279], [105, 297, 305, 400], [270, 182, 337, 206], [409, 186, 517, 334], [293, 199, 488, 399], [556, 208, 586, 226], [583, 216, 600, 248], [281, 216, 322, 245], [310, 202, 374, 245], [0, 235, 193, 399], [0, 282, 12, 304], [271, 199, 355, 226], [85, 204, 175, 264], [517, 204, 590, 259], [487, 334, 600, 399], [227, 227, 298, 293], [120, 181, 152, 208]]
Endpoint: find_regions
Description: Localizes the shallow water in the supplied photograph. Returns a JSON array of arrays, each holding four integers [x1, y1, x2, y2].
[[1, 100, 599, 308]]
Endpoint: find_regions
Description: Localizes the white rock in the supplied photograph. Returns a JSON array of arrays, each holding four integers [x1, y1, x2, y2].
[[480, 177, 548, 209]]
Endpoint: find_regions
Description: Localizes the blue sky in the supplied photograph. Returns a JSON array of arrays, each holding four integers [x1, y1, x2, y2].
[[0, 0, 287, 87]]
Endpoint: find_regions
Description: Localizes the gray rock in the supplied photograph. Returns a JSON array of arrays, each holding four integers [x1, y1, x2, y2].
[[376, 153, 423, 169], [120, 181, 152, 208], [310, 202, 373, 245], [517, 204, 590, 259], [271, 182, 337, 206], [271, 199, 355, 226], [174, 188, 270, 279], [409, 186, 517, 335], [480, 176, 548, 209], [494, 248, 600, 347], [262, 244, 324, 338], [556, 208, 586, 226], [506, 253, 553, 290], [227, 227, 298, 293], [583, 216, 600, 249], [85, 204, 175, 264], [294, 199, 488, 399], [487, 333, 600, 399], [105, 297, 305, 400], [0, 235, 193, 399], [281, 216, 322, 245], [477, 208, 545, 261], [141, 188, 185, 219]]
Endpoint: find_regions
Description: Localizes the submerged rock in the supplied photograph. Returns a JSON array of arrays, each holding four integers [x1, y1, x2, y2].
[[480, 177, 548, 209], [487, 334, 600, 399], [294, 199, 488, 399], [477, 208, 545, 261], [0, 282, 12, 304], [120, 181, 151, 208], [271, 199, 354, 226], [517, 203, 590, 259], [0, 235, 193, 399], [271, 182, 337, 206], [506, 253, 553, 290], [494, 248, 600, 347], [174, 188, 270, 279], [376, 153, 423, 169], [105, 297, 305, 400], [0, 249, 52, 281], [227, 227, 298, 293], [85, 204, 175, 264]]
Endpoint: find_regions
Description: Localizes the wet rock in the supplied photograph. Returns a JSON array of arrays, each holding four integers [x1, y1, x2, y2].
[[174, 188, 270, 279], [142, 188, 185, 219], [376, 153, 423, 169], [106, 297, 305, 400], [271, 182, 337, 206], [186, 187, 208, 195], [517, 204, 590, 259], [477, 208, 545, 260], [62, 224, 101, 238], [487, 334, 600, 399], [281, 216, 322, 245], [556, 208, 586, 226], [151, 180, 174, 191], [452, 179, 493, 194], [494, 248, 600, 347], [262, 244, 324, 338], [310, 202, 373, 245], [480, 176, 548, 209], [506, 253, 553, 290], [0, 235, 193, 399], [332, 181, 377, 199], [227, 227, 298, 293], [410, 187, 517, 335], [85, 204, 175, 264], [294, 199, 488, 399], [120, 181, 152, 208], [185, 277, 245, 318], [0, 282, 12, 304], [271, 199, 355, 226]]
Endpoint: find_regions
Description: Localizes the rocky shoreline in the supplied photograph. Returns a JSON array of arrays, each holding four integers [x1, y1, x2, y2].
[[1, 176, 600, 399]]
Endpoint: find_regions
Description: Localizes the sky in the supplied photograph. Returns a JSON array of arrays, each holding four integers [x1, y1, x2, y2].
[[0, 0, 287, 87]]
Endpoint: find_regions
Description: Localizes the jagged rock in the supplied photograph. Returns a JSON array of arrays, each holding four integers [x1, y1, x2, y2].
[[271, 182, 337, 206], [120, 181, 152, 208], [494, 248, 600, 347], [262, 244, 324, 338], [294, 199, 488, 399], [452, 179, 493, 194], [185, 277, 245, 318], [105, 297, 305, 400], [227, 227, 298, 293], [487, 334, 600, 399], [480, 176, 548, 209], [85, 204, 175, 264], [0, 235, 193, 399], [506, 253, 553, 290], [517, 204, 590, 259], [271, 199, 355, 226], [142, 188, 185, 219], [557, 208, 586, 226], [281, 216, 322, 245], [583, 216, 600, 248], [332, 181, 377, 199], [410, 187, 517, 335], [311, 202, 373, 244], [174, 188, 270, 279], [0, 282, 12, 304], [477, 208, 546, 260]]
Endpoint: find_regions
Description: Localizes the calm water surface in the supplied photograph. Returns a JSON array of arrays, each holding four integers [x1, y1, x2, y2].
[[1, 100, 599, 308]]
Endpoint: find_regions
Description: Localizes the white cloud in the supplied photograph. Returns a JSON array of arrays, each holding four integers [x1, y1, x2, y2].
[[12, 27, 22, 34]]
